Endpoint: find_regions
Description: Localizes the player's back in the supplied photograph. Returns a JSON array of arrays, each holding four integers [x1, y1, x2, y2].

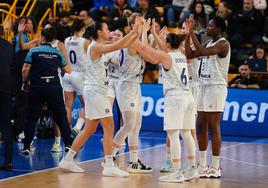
[[162, 50, 189, 95], [119, 48, 145, 83], [65, 36, 87, 72]]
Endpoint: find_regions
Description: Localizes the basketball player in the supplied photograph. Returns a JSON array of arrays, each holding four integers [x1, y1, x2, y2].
[[151, 23, 199, 173], [59, 21, 140, 177], [107, 29, 124, 107], [63, 19, 91, 140], [139, 18, 198, 182], [185, 16, 231, 178], [112, 13, 152, 173], [107, 29, 124, 131]]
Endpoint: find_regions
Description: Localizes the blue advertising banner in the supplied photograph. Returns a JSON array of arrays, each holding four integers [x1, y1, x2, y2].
[[140, 84, 268, 137], [73, 84, 268, 137]]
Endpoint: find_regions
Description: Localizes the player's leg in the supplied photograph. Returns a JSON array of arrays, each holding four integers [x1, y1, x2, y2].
[[59, 118, 99, 173], [100, 116, 129, 177], [113, 111, 137, 155], [51, 123, 62, 152], [159, 129, 185, 183], [64, 91, 76, 124], [127, 112, 152, 173], [197, 111, 209, 176], [71, 72, 86, 136], [206, 112, 222, 178], [160, 137, 173, 172], [70, 95, 85, 138], [180, 130, 199, 180]]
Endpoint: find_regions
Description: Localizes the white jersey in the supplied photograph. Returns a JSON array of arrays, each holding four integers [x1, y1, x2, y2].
[[199, 38, 231, 85], [84, 41, 109, 88], [158, 64, 164, 84], [188, 58, 200, 84], [65, 36, 87, 72], [119, 48, 145, 83], [162, 50, 189, 95], [108, 50, 121, 80]]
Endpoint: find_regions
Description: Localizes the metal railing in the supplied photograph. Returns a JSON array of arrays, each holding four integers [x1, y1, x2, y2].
[[0, 9, 18, 41], [34, 8, 53, 39], [26, 0, 37, 16], [62, 0, 71, 12], [3, 0, 18, 26], [0, 3, 11, 10], [1, 0, 67, 41], [0, 3, 12, 23], [53, 0, 58, 18], [38, 8, 52, 29], [20, 0, 37, 16]]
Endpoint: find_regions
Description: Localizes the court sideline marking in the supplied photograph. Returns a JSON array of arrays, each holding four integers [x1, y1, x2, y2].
[[1, 140, 267, 182], [0, 144, 165, 182]]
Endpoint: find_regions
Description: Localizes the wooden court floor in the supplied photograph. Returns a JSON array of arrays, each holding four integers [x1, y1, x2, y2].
[[0, 141, 268, 188]]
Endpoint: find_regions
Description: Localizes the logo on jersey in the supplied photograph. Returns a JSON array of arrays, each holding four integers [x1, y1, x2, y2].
[[131, 103, 135, 107], [136, 63, 145, 78], [175, 58, 186, 64], [200, 74, 211, 79], [105, 109, 110, 113]]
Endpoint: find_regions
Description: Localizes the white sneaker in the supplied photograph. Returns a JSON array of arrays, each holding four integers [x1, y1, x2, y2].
[[160, 158, 173, 173], [206, 167, 221, 178], [21, 148, 30, 155], [197, 164, 209, 178], [183, 167, 199, 181], [127, 159, 152, 173], [159, 171, 185, 183], [101, 157, 117, 167], [59, 159, 85, 173], [103, 166, 129, 178], [51, 143, 63, 152], [18, 132, 25, 142]]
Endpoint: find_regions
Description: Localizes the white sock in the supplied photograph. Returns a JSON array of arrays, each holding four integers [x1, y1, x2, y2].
[[199, 150, 207, 167], [211, 155, 220, 169], [55, 136, 61, 144], [75, 118, 85, 130], [104, 155, 114, 168], [130, 150, 138, 162], [166, 146, 171, 158], [172, 161, 181, 171], [65, 149, 76, 161], [188, 159, 196, 169], [112, 147, 120, 157]]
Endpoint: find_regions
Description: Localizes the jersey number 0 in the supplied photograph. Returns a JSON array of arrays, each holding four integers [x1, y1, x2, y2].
[[69, 50, 77, 64]]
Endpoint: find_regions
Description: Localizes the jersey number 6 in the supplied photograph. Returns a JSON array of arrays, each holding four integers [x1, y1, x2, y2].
[[180, 68, 187, 86]]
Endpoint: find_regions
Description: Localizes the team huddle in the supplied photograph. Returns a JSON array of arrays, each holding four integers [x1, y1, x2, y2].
[[21, 12, 230, 183]]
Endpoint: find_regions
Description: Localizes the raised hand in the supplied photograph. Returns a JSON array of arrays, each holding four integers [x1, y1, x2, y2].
[[183, 19, 190, 35], [188, 14, 195, 33], [133, 21, 142, 37], [18, 18, 26, 33], [143, 18, 151, 33], [150, 18, 156, 34], [159, 26, 168, 39]]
